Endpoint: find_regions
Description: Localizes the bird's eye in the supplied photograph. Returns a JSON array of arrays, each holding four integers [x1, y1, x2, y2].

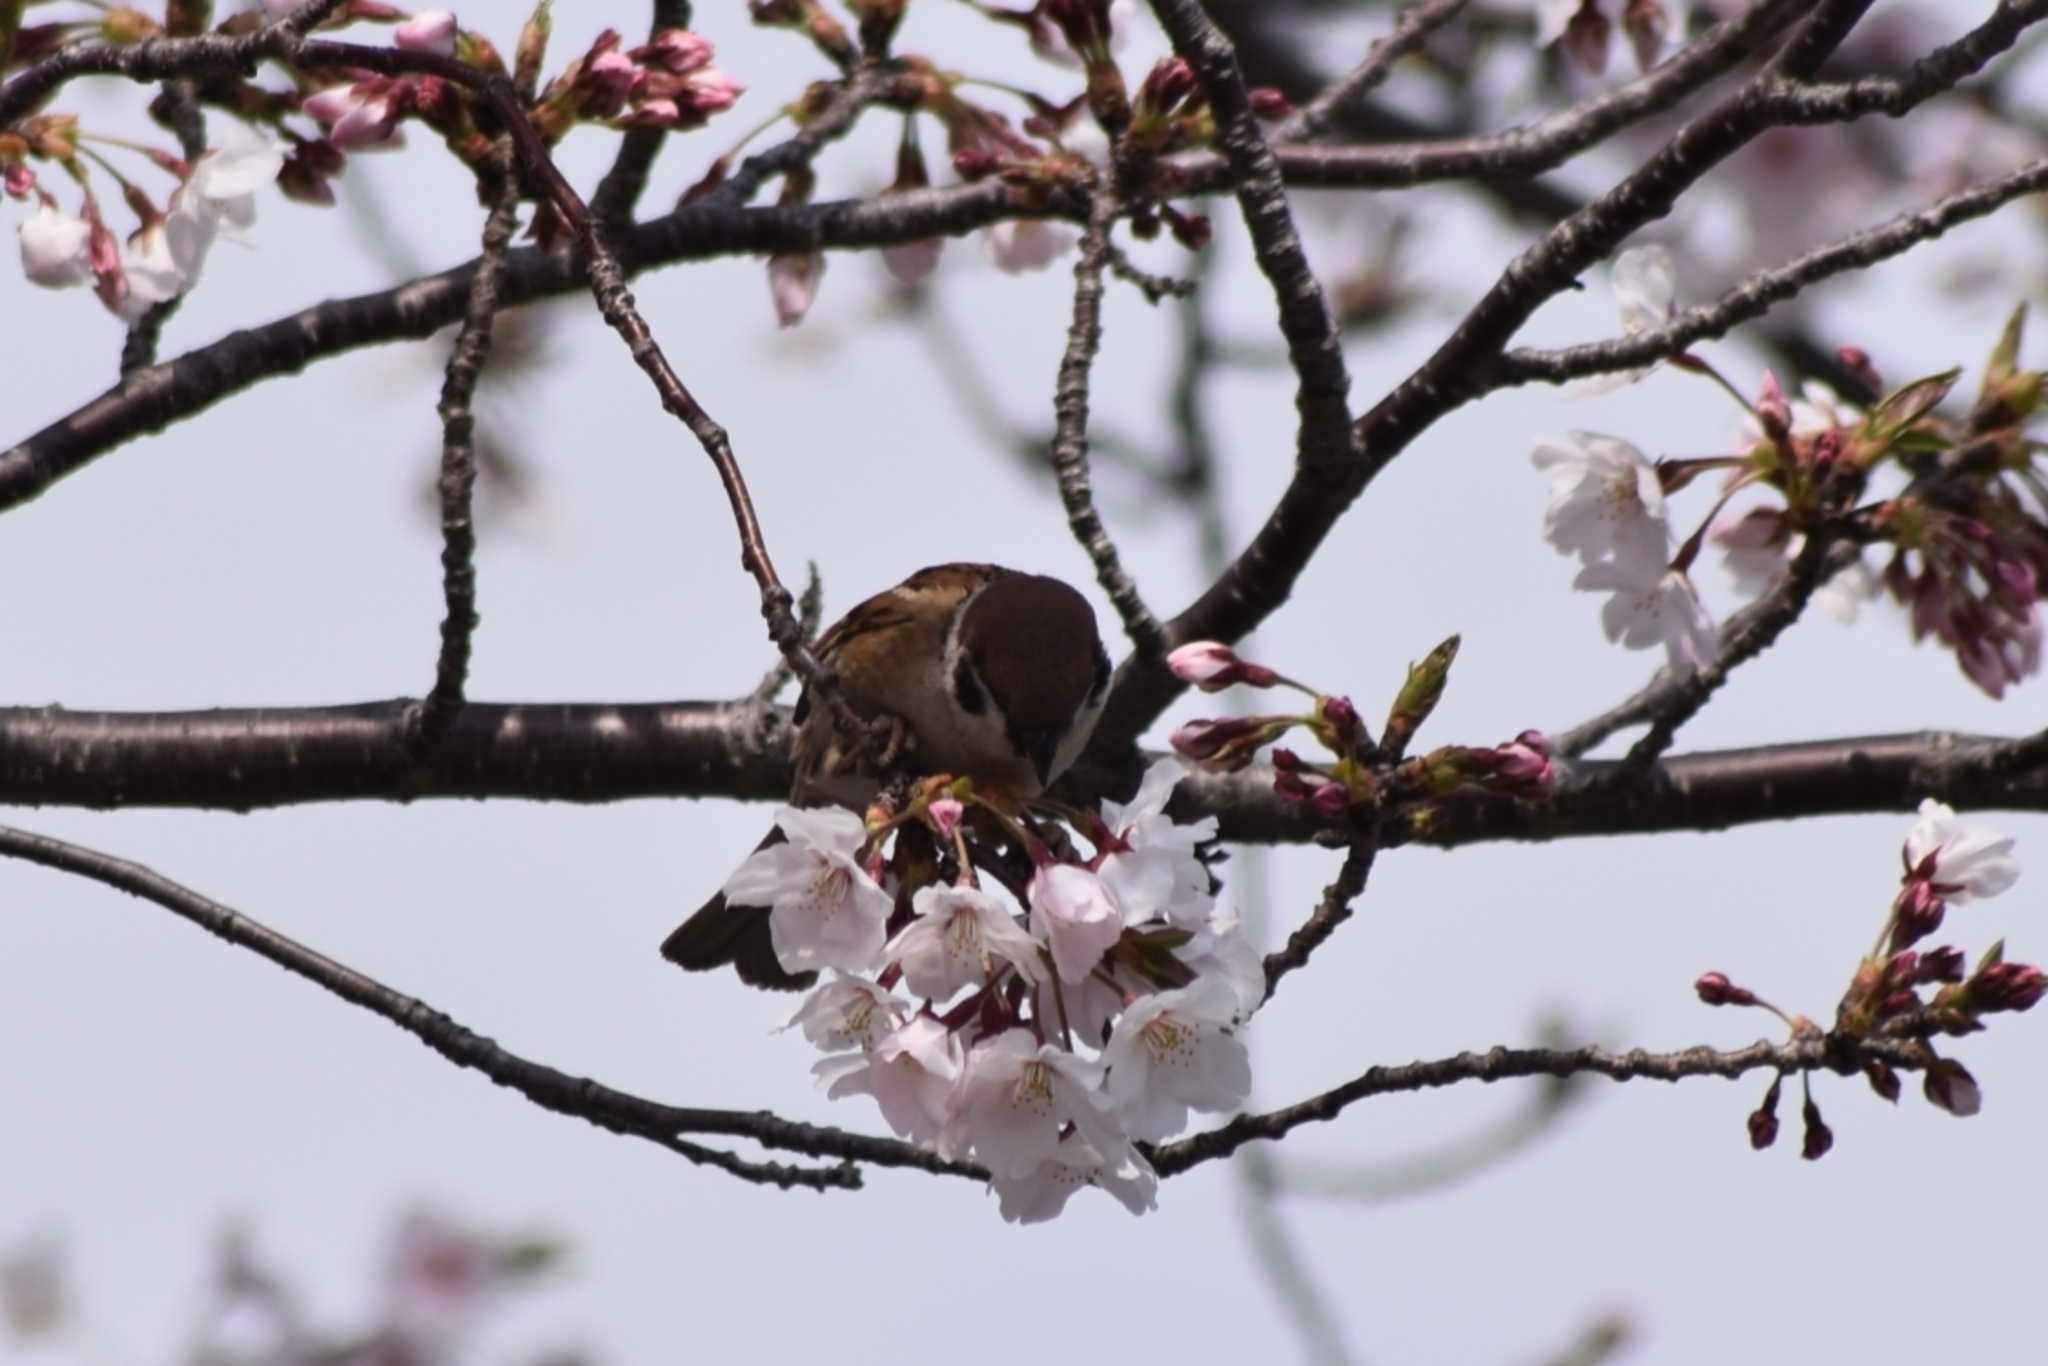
[[1089, 641, 1111, 700], [952, 654, 988, 714]]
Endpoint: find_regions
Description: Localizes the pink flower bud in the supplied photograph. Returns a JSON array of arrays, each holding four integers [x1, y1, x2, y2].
[[1917, 945, 1966, 984], [582, 50, 645, 116], [1272, 770, 1314, 803], [1969, 960, 2045, 1013], [925, 797, 964, 839], [3, 163, 34, 198], [1170, 717, 1261, 773], [634, 27, 714, 74], [1923, 1057, 1981, 1117], [767, 251, 824, 327], [1864, 1060, 1902, 1103], [1887, 877, 1946, 952], [1319, 695, 1360, 742], [1309, 782, 1349, 820], [393, 10, 457, 57], [1247, 87, 1292, 120], [1271, 748, 1304, 773], [1167, 640, 1277, 692], [1755, 369, 1792, 441], [952, 147, 998, 179], [1693, 971, 1755, 1008], [1836, 345, 1881, 395]]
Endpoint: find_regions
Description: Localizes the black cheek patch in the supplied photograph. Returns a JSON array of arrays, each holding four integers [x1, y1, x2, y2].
[[1089, 641, 1111, 701], [952, 655, 988, 714]]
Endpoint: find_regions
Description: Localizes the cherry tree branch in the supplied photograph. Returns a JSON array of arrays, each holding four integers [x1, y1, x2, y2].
[[1097, 0, 2043, 748], [1050, 195, 1166, 654], [1499, 156, 2048, 388], [4, 702, 2042, 844], [1547, 540, 1859, 767], [1146, 1032, 1927, 1177], [0, 820, 973, 1190], [1276, 0, 1472, 144], [415, 141, 518, 748], [1261, 837, 1375, 1000]]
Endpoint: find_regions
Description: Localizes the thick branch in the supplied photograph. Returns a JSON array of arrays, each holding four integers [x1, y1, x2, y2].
[[3, 704, 2044, 845]]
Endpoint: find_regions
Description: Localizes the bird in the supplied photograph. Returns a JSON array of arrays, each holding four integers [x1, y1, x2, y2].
[[660, 563, 1113, 990]]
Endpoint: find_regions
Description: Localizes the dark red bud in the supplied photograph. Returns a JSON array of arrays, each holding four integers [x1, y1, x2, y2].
[[1800, 1098, 1833, 1161], [952, 147, 998, 179], [1694, 971, 1755, 1008], [1917, 944, 1966, 984], [1864, 1060, 1901, 1104], [1247, 87, 1293, 120]]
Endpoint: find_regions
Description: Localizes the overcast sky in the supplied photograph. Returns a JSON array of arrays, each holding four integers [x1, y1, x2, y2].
[[4, 3, 2045, 1363]]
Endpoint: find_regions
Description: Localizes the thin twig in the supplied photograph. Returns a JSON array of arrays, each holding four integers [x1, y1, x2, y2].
[[1498, 157, 2048, 388], [1147, 1032, 1928, 1177], [1279, 0, 1472, 143], [1050, 196, 1166, 654], [1103, 241, 1197, 304], [415, 141, 521, 749], [1557, 541, 1857, 761], [746, 561, 824, 711], [0, 821, 970, 1189], [1262, 837, 1376, 1000]]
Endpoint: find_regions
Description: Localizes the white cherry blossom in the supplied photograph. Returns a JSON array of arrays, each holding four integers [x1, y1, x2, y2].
[[1573, 560, 1720, 671], [990, 1137, 1158, 1224], [1175, 907, 1265, 1019], [1027, 863, 1124, 983], [17, 203, 93, 288], [888, 883, 1044, 1001], [1532, 432, 1670, 573], [941, 1029, 1124, 1178], [1905, 800, 2019, 901], [723, 807, 891, 975], [1098, 758, 1217, 930], [1101, 977, 1252, 1141], [784, 974, 906, 1051], [986, 219, 1075, 273], [816, 1014, 961, 1146]]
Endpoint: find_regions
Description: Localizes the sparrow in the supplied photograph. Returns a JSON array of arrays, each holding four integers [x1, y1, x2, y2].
[[660, 563, 1113, 990]]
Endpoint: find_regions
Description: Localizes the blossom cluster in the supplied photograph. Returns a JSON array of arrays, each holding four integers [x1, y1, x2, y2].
[[8, 6, 742, 316], [1164, 640, 1557, 819], [1697, 800, 2037, 1156], [729, 759, 1256, 1221], [1536, 247, 2047, 696]]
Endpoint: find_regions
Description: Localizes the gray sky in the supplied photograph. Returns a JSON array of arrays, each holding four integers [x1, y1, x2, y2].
[[4, 3, 2044, 1362]]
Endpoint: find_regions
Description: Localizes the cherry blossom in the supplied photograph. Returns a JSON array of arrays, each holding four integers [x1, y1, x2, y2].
[[814, 1014, 961, 1147], [393, 11, 457, 57], [1532, 431, 1671, 572], [17, 203, 94, 288], [1101, 977, 1252, 1141], [986, 219, 1075, 273], [785, 974, 906, 1051], [990, 1138, 1158, 1224], [888, 883, 1044, 1001], [1904, 800, 2019, 903], [1026, 862, 1124, 982], [882, 235, 944, 287], [1098, 757, 1216, 930], [1573, 560, 1720, 671], [941, 1029, 1124, 1177], [722, 807, 891, 975], [303, 82, 405, 150]]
